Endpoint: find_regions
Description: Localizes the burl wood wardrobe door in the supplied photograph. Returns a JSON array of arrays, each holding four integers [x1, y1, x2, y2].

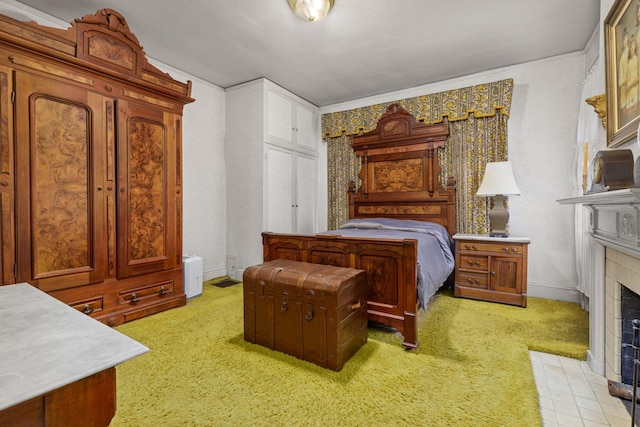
[[116, 99, 181, 278], [0, 65, 15, 285], [14, 71, 111, 291], [0, 66, 16, 285]]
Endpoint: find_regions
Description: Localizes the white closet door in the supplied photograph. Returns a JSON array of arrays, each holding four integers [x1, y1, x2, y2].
[[266, 89, 293, 147], [295, 154, 316, 234], [295, 104, 316, 152], [265, 146, 293, 233]]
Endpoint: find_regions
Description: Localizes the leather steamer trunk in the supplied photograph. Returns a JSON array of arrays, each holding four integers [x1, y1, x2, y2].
[[243, 259, 368, 371]]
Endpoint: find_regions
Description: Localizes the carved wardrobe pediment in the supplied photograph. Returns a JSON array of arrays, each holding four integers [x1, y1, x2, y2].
[[74, 9, 146, 75], [0, 8, 192, 102]]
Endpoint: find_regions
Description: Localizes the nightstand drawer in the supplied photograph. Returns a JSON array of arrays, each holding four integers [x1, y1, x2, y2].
[[459, 241, 523, 255], [458, 272, 488, 289], [459, 255, 488, 271]]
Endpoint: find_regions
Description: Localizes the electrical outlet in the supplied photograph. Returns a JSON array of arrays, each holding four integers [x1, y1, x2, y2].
[[226, 255, 238, 277]]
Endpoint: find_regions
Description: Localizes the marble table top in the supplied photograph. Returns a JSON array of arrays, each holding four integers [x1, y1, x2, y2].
[[0, 283, 148, 411], [453, 233, 531, 243]]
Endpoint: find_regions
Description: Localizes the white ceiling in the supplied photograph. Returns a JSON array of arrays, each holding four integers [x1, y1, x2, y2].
[[10, 0, 600, 106]]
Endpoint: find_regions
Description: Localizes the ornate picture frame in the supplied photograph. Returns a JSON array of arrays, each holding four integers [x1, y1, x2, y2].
[[605, 0, 640, 147]]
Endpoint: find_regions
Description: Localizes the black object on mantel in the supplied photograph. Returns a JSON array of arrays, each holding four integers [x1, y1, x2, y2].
[[587, 149, 634, 194], [632, 319, 640, 424]]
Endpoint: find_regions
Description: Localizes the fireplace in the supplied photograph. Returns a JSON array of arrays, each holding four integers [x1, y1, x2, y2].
[[621, 286, 640, 386], [558, 188, 640, 399], [605, 247, 640, 397]]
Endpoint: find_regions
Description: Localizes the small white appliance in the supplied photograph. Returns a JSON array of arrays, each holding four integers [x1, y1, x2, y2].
[[182, 255, 203, 299]]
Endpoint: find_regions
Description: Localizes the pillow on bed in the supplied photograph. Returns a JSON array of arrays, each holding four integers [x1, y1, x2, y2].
[[339, 218, 452, 244]]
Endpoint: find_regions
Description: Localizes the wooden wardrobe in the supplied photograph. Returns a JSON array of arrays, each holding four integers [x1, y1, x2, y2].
[[0, 9, 194, 325]]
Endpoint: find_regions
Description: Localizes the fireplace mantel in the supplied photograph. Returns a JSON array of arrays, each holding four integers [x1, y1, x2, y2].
[[558, 188, 640, 258], [558, 188, 640, 205], [558, 188, 640, 380]]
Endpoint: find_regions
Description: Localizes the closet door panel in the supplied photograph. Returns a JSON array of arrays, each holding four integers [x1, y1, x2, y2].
[[14, 72, 108, 291], [266, 89, 293, 147], [295, 154, 316, 234], [117, 99, 178, 278], [294, 104, 316, 152], [264, 145, 293, 234]]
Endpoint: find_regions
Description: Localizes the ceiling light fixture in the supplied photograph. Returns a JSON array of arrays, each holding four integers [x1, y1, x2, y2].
[[288, 0, 334, 22]]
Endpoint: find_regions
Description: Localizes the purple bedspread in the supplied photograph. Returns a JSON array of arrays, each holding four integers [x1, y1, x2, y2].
[[322, 218, 454, 309]]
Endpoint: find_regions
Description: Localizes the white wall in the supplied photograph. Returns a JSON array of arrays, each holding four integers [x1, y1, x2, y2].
[[1, 0, 229, 281], [224, 82, 266, 280], [150, 64, 227, 281], [319, 53, 588, 302]]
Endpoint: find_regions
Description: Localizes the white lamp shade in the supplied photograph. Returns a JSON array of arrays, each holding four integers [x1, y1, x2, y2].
[[476, 161, 521, 196]]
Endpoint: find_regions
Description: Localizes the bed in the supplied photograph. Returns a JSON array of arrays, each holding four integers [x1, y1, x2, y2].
[[262, 104, 456, 349]]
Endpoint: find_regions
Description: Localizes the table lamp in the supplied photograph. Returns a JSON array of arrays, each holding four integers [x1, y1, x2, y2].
[[476, 161, 521, 237]]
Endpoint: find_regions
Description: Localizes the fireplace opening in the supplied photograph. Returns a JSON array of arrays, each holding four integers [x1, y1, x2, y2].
[[621, 285, 640, 386]]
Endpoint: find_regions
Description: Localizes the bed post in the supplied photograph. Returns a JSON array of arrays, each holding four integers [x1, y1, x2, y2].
[[446, 176, 456, 237], [348, 180, 356, 219], [402, 239, 419, 349]]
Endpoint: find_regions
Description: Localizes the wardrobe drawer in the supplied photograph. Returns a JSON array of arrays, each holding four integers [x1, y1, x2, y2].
[[69, 295, 104, 316], [119, 281, 175, 305], [123, 297, 185, 323]]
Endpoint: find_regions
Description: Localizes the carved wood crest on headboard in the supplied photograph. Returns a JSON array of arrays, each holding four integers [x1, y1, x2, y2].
[[348, 104, 456, 235]]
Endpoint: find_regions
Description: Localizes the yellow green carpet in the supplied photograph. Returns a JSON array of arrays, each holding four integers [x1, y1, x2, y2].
[[109, 281, 588, 427]]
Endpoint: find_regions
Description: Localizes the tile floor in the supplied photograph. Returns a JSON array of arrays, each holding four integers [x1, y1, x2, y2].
[[530, 350, 635, 427]]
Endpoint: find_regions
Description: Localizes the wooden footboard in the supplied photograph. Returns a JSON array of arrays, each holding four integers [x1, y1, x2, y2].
[[262, 232, 419, 349]]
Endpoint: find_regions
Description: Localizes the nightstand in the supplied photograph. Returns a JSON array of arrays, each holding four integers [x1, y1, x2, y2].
[[453, 234, 530, 307]]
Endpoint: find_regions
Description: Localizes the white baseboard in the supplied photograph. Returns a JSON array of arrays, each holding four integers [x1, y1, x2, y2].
[[587, 349, 605, 376], [204, 274, 580, 299], [527, 281, 580, 303], [203, 267, 227, 282]]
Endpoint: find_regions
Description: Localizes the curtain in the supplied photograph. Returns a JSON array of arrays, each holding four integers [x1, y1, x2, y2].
[[574, 60, 604, 310], [323, 79, 513, 232], [326, 133, 359, 230]]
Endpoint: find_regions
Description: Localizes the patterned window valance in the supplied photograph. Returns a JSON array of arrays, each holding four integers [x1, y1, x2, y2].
[[321, 78, 513, 138]]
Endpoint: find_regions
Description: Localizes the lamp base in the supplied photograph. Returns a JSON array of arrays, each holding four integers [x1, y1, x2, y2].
[[488, 194, 510, 238], [489, 231, 509, 238]]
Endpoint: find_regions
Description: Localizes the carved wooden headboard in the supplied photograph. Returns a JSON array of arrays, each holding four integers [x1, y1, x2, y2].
[[348, 104, 456, 236]]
